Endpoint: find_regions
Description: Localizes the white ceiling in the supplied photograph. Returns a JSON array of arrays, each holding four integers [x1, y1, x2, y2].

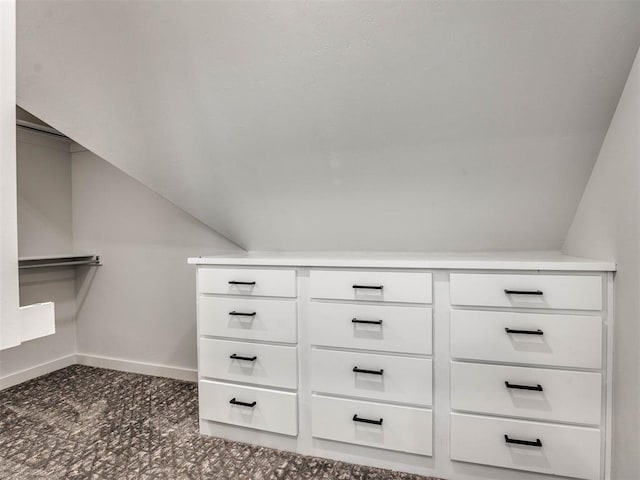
[[16, 1, 640, 251]]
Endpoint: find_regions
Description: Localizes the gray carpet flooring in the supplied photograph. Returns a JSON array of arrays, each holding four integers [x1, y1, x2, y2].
[[0, 365, 441, 479]]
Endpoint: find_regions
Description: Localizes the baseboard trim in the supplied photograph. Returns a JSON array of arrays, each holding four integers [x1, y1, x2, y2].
[[75, 353, 197, 382], [0, 353, 197, 390], [0, 354, 77, 390]]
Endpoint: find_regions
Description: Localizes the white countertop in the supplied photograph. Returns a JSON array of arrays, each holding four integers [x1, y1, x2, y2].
[[188, 251, 616, 271]]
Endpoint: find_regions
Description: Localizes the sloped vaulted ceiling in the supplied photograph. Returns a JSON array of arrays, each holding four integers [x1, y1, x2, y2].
[[16, 1, 640, 252]]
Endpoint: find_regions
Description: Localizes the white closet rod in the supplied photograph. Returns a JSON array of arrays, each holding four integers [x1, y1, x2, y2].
[[16, 120, 69, 139], [19, 255, 102, 270]]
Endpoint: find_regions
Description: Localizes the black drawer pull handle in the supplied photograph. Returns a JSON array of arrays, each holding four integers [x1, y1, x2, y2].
[[230, 354, 257, 362], [229, 311, 257, 317], [353, 366, 384, 375], [352, 318, 383, 325], [505, 381, 543, 392], [504, 435, 542, 447], [229, 398, 256, 408], [504, 289, 543, 296], [228, 281, 256, 286], [505, 327, 544, 335], [353, 414, 383, 425], [353, 284, 384, 290]]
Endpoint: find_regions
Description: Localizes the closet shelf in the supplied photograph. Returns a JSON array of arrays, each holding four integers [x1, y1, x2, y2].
[[18, 254, 102, 270]]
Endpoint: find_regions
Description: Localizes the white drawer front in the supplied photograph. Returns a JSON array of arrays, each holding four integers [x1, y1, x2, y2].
[[311, 349, 432, 406], [198, 296, 297, 343], [199, 380, 298, 436], [310, 270, 432, 304], [450, 273, 602, 310], [451, 310, 602, 369], [450, 413, 601, 480], [451, 362, 602, 425], [312, 395, 432, 456], [198, 267, 296, 298], [310, 302, 432, 354], [199, 338, 297, 390]]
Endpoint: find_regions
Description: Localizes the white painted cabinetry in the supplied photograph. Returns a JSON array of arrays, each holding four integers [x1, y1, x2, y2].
[[196, 267, 299, 436], [309, 269, 433, 456], [311, 349, 433, 406], [312, 394, 433, 456], [450, 413, 601, 480], [199, 380, 298, 436], [310, 270, 432, 303], [450, 362, 602, 425], [450, 272, 609, 480], [450, 310, 602, 368], [309, 302, 432, 354], [191, 254, 614, 480]]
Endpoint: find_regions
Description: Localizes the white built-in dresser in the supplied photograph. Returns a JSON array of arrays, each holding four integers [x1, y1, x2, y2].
[[188, 253, 615, 480]]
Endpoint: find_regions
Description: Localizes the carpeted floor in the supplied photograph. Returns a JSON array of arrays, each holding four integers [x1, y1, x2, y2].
[[0, 365, 440, 479]]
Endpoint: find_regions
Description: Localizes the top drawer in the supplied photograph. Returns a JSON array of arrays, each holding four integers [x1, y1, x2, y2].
[[198, 268, 296, 298], [450, 273, 602, 311], [310, 270, 432, 304]]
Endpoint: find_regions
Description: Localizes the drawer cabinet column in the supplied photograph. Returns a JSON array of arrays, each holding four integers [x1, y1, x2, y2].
[[196, 267, 299, 436], [309, 268, 434, 457], [449, 272, 607, 480]]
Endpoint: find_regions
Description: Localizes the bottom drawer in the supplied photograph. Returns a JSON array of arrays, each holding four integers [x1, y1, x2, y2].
[[311, 394, 432, 456], [450, 413, 601, 480], [199, 380, 297, 436]]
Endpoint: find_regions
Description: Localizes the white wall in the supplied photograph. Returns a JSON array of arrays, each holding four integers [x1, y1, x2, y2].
[[16, 1, 640, 252], [16, 130, 72, 256], [1, 133, 242, 382], [0, 129, 76, 382], [0, 0, 20, 350], [563, 49, 640, 480], [72, 149, 241, 373]]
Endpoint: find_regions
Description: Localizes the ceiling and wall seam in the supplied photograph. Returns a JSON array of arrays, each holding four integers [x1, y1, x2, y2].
[[16, 1, 640, 253]]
